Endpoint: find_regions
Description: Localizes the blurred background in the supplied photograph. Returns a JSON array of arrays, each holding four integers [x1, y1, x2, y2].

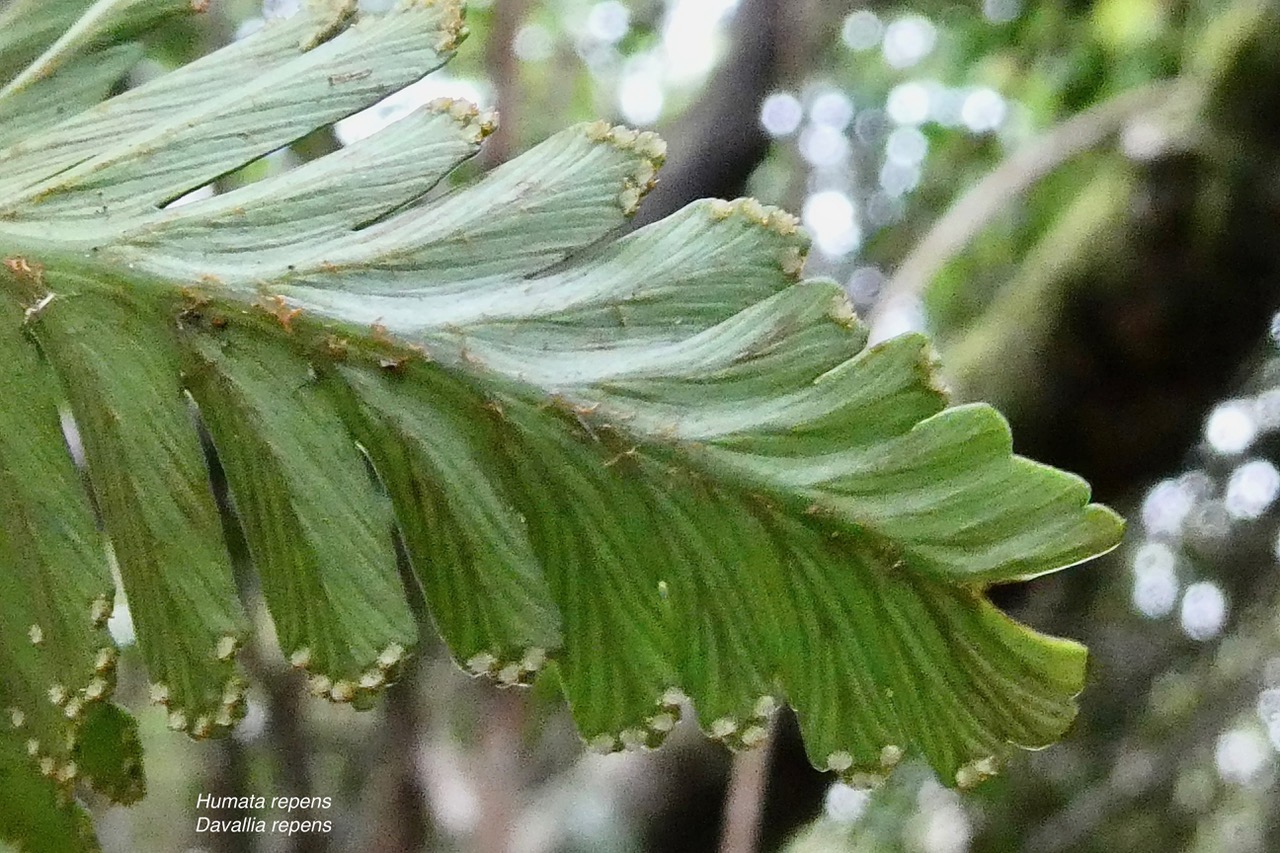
[[89, 0, 1280, 850]]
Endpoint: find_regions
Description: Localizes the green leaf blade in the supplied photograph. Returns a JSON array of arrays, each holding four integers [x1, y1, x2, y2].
[[23, 278, 249, 740], [0, 728, 99, 853], [183, 324, 416, 705], [331, 363, 562, 676], [0, 292, 132, 796]]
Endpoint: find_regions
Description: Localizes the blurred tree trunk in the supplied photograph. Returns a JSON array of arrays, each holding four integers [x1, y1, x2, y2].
[[354, 676, 432, 853], [483, 0, 530, 167], [203, 738, 254, 853], [632, 0, 784, 226]]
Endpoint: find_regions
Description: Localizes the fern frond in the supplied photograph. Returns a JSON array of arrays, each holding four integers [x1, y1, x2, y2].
[[0, 2, 1122, 847]]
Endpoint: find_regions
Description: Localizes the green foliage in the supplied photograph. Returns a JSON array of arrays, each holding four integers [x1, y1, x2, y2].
[[0, 727, 98, 853], [0, 2, 1122, 848]]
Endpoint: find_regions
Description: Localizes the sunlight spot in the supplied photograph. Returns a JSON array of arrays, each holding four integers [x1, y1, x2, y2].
[[760, 92, 803, 137], [915, 781, 970, 853], [335, 75, 488, 146], [618, 72, 664, 125], [234, 17, 265, 40], [1225, 459, 1280, 520], [799, 124, 850, 167], [422, 742, 481, 833], [870, 295, 925, 345], [1254, 389, 1280, 430], [587, 1, 630, 44], [802, 190, 861, 258], [513, 24, 555, 62], [1131, 542, 1179, 618], [1205, 400, 1258, 455], [1187, 499, 1233, 539], [842, 10, 883, 51], [1179, 470, 1216, 501], [882, 16, 937, 69], [886, 126, 929, 165], [1257, 689, 1280, 750], [887, 82, 931, 125], [1181, 581, 1227, 641], [1215, 728, 1273, 788], [262, 0, 300, 18], [879, 161, 922, 197], [983, 0, 1021, 23], [1141, 478, 1196, 536], [825, 782, 871, 824], [167, 185, 215, 209], [960, 88, 1007, 134], [231, 699, 267, 743], [661, 0, 739, 84], [59, 408, 85, 467], [107, 595, 134, 647], [811, 90, 855, 130], [924, 87, 964, 127], [1121, 119, 1170, 161]]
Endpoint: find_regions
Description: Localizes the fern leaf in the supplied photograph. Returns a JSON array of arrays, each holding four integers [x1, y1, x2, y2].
[[0, 2, 1123, 847]]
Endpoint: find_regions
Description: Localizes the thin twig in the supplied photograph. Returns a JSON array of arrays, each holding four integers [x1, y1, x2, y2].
[[357, 671, 432, 853], [202, 737, 254, 853], [718, 721, 776, 853], [472, 689, 526, 853]]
